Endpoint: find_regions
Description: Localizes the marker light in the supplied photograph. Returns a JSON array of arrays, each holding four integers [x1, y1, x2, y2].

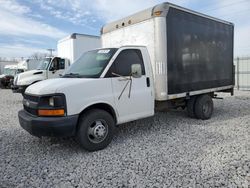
[[38, 109, 65, 116], [154, 11, 163, 16]]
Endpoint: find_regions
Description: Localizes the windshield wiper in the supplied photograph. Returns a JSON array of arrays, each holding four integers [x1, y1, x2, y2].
[[63, 73, 82, 78]]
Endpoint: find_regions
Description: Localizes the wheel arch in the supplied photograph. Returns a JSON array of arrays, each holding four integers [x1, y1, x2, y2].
[[78, 102, 118, 124], [31, 80, 42, 84]]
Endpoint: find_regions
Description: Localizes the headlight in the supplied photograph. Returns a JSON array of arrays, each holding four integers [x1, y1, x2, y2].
[[38, 94, 66, 116], [49, 97, 54, 106]]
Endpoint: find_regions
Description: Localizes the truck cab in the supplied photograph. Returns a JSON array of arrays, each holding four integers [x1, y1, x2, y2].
[[12, 57, 70, 94], [18, 46, 154, 151]]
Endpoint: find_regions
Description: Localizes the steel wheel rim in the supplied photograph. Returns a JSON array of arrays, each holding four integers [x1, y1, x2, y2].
[[202, 102, 210, 114], [87, 119, 108, 144]]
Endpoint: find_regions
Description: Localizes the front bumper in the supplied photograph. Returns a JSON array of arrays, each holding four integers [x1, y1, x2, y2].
[[11, 85, 28, 94], [18, 110, 78, 137]]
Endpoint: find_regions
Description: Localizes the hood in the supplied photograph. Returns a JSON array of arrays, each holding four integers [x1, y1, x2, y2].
[[18, 70, 44, 80], [16, 69, 46, 86], [25, 78, 95, 95]]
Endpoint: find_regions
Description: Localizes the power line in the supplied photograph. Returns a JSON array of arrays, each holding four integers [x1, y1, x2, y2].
[[203, 0, 249, 12], [217, 8, 250, 19]]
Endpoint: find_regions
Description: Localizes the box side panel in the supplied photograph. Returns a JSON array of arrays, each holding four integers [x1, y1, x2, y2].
[[27, 59, 39, 70], [57, 39, 74, 63], [102, 19, 168, 100], [74, 36, 101, 62], [101, 20, 155, 78], [167, 8, 234, 95]]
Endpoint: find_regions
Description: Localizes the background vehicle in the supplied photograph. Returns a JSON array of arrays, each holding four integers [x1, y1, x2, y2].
[[20, 59, 40, 71], [12, 33, 101, 94], [18, 2, 234, 151], [58, 33, 101, 63], [12, 57, 70, 94], [0, 61, 17, 75], [0, 64, 25, 89]]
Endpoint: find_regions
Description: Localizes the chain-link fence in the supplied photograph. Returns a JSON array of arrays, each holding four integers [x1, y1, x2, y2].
[[234, 57, 250, 90]]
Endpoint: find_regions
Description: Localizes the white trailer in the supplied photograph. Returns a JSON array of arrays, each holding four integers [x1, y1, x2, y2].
[[57, 33, 101, 63]]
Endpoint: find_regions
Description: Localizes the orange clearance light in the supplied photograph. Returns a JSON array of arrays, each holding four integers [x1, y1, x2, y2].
[[154, 11, 163, 16], [38, 109, 65, 116]]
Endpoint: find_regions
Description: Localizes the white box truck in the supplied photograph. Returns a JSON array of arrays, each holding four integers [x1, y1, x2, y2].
[[12, 33, 101, 94], [58, 33, 101, 63], [20, 59, 40, 70], [18, 3, 234, 151]]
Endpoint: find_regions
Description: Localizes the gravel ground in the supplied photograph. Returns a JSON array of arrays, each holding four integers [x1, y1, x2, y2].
[[0, 89, 249, 188]]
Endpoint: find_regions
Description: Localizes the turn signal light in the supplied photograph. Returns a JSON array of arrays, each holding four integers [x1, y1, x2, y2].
[[38, 109, 65, 116]]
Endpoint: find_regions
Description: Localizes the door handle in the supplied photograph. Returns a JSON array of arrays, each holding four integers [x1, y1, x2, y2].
[[146, 77, 150, 87]]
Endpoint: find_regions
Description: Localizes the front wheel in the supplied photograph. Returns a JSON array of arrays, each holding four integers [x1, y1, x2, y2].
[[76, 109, 115, 151]]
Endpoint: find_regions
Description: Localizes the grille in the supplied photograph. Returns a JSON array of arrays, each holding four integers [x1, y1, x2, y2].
[[24, 105, 37, 115], [23, 94, 39, 116], [23, 94, 39, 102]]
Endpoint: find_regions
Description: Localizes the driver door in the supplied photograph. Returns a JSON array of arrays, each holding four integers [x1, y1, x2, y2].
[[47, 58, 65, 79], [106, 49, 154, 123]]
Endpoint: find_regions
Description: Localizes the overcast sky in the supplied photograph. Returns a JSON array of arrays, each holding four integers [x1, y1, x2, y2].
[[0, 0, 249, 58]]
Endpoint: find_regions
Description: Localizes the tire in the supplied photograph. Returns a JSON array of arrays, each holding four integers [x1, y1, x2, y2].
[[187, 96, 197, 118], [7, 83, 11, 89], [194, 95, 213, 120], [77, 109, 115, 151]]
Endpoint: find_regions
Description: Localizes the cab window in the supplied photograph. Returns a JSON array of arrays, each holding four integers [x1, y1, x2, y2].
[[58, 59, 65, 69], [106, 49, 145, 77], [50, 58, 65, 70]]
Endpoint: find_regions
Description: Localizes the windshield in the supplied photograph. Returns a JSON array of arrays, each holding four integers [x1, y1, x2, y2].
[[3, 68, 16, 76], [63, 48, 117, 78], [36, 58, 51, 70]]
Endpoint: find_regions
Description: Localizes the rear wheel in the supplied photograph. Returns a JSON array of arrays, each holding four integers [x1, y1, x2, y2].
[[77, 109, 115, 151], [187, 96, 197, 118], [194, 95, 213, 120]]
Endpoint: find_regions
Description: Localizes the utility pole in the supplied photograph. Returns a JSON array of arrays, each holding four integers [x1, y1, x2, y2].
[[47, 49, 55, 57]]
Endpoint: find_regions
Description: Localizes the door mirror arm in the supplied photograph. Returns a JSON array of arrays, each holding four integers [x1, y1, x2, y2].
[[112, 72, 130, 81], [112, 72, 133, 99]]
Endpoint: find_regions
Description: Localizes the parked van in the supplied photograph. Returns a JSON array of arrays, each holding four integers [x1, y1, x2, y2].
[[18, 3, 234, 151]]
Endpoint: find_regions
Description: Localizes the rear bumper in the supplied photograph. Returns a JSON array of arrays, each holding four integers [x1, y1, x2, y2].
[[18, 110, 78, 137], [11, 85, 28, 94]]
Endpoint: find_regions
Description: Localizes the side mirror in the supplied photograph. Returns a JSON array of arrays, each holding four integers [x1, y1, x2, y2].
[[131, 64, 142, 78]]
